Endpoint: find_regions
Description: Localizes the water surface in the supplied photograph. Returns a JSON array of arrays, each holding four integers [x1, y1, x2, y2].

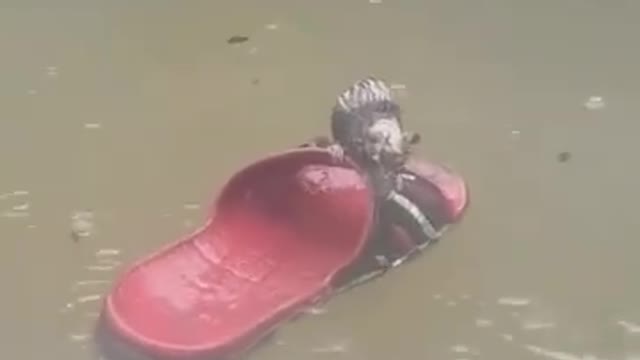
[[1, 1, 640, 359]]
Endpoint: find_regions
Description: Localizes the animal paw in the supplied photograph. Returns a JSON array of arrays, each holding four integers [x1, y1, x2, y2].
[[374, 255, 391, 269], [405, 131, 421, 145], [327, 144, 346, 164], [374, 255, 394, 271], [395, 173, 416, 192], [394, 175, 404, 192], [299, 136, 332, 149]]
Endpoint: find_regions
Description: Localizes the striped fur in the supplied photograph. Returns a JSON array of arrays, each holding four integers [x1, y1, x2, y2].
[[335, 77, 394, 113], [330, 76, 406, 167]]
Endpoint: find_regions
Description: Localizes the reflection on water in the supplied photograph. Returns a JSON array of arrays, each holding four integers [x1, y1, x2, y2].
[[1, 1, 640, 359], [584, 96, 606, 111]]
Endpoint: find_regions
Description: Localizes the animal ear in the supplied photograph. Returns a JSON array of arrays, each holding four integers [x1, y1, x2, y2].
[[405, 132, 421, 145]]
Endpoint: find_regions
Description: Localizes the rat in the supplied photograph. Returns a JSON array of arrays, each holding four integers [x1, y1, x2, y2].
[[326, 76, 420, 199], [300, 77, 422, 270]]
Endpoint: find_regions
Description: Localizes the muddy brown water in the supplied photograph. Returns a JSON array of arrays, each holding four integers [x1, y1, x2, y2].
[[2, 1, 640, 359]]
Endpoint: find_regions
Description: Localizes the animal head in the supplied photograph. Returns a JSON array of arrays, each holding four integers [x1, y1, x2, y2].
[[332, 76, 420, 167]]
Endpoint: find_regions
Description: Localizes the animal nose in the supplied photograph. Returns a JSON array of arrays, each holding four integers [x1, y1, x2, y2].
[[380, 151, 407, 169]]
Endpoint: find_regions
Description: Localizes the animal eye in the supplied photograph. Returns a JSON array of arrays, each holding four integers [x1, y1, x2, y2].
[[365, 129, 379, 140]]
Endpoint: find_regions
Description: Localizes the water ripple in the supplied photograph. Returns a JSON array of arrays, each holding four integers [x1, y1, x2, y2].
[[617, 320, 640, 334], [311, 340, 350, 353], [524, 345, 600, 360], [498, 297, 531, 307]]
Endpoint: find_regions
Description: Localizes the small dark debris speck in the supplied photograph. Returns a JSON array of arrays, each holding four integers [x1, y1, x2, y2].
[[227, 35, 249, 44], [557, 151, 571, 163], [251, 78, 260, 85]]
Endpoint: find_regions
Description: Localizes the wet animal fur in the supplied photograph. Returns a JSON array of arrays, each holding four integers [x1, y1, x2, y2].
[[329, 77, 420, 197], [331, 77, 409, 167]]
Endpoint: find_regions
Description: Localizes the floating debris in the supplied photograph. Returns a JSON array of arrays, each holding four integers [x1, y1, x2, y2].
[[70, 210, 94, 241], [446, 301, 458, 307], [251, 78, 260, 86], [248, 47, 258, 55], [227, 35, 249, 44], [76, 294, 102, 304], [460, 294, 471, 300], [433, 294, 443, 300], [84, 123, 102, 129], [475, 318, 493, 328], [617, 320, 640, 334], [557, 151, 571, 163], [498, 297, 531, 307], [265, 23, 278, 30], [369, 0, 383, 3], [511, 129, 521, 137], [584, 96, 605, 111], [389, 83, 408, 98], [60, 302, 75, 313]]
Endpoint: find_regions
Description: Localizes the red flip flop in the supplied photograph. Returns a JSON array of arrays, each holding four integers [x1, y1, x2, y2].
[[101, 148, 376, 359], [98, 147, 469, 360]]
